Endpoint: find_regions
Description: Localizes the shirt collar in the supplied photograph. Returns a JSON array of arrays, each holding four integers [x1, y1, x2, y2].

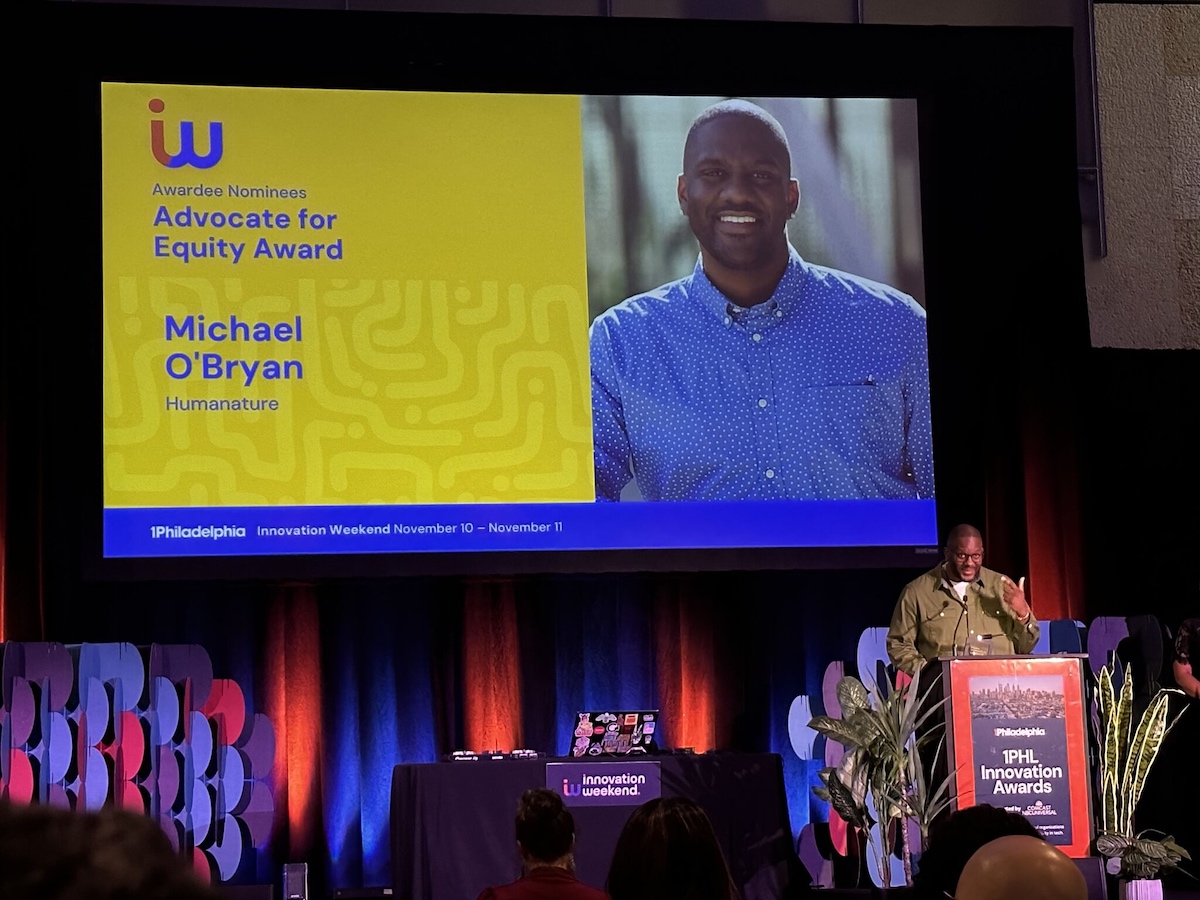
[[523, 866, 576, 882], [687, 244, 809, 323], [937, 563, 983, 592]]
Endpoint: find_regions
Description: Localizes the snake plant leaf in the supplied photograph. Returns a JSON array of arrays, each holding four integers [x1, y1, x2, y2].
[[1101, 769, 1118, 838], [809, 715, 867, 749], [1114, 665, 1135, 830], [1098, 664, 1131, 834], [1098, 665, 1114, 724], [837, 676, 871, 714], [1121, 694, 1170, 831], [1115, 664, 1134, 765]]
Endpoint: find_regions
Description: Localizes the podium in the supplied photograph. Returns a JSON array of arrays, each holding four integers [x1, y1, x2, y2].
[[940, 654, 1092, 858]]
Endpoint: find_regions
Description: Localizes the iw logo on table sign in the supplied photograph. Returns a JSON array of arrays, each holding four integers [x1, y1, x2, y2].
[[149, 98, 223, 169], [546, 761, 661, 807]]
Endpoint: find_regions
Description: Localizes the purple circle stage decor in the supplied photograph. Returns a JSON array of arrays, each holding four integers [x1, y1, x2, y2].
[[0, 642, 276, 883]]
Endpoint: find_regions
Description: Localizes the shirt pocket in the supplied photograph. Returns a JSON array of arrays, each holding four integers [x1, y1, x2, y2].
[[801, 384, 906, 477]]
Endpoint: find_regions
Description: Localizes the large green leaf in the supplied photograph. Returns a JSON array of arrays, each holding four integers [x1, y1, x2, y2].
[[837, 676, 870, 714], [808, 714, 868, 749], [837, 747, 871, 809], [826, 763, 869, 829], [849, 706, 885, 746], [1163, 839, 1191, 861], [1096, 833, 1133, 856], [1135, 839, 1171, 860], [808, 665, 979, 877]]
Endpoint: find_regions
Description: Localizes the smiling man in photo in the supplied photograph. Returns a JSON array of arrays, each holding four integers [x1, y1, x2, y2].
[[589, 99, 933, 502]]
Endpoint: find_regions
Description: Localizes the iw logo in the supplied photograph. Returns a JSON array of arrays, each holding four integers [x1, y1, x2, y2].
[[149, 98, 223, 169]]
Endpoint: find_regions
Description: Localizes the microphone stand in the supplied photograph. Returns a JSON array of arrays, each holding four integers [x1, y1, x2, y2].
[[951, 597, 969, 656]]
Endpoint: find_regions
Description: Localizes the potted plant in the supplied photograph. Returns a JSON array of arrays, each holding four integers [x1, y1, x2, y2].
[[1093, 663, 1191, 900], [809, 668, 956, 890]]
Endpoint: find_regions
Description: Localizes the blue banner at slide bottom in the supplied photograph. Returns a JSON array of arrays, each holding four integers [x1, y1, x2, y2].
[[547, 761, 661, 808], [103, 499, 937, 557]]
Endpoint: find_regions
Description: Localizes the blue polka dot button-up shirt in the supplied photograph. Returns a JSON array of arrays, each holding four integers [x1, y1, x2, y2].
[[588, 247, 934, 501]]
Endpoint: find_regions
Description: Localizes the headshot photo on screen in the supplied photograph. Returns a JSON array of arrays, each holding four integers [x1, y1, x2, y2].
[[584, 96, 932, 502]]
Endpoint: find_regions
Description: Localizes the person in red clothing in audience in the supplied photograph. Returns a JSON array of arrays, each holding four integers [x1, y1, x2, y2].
[[606, 797, 739, 900], [477, 788, 609, 900]]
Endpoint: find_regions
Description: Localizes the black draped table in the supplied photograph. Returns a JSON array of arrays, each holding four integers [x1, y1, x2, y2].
[[390, 752, 802, 900]]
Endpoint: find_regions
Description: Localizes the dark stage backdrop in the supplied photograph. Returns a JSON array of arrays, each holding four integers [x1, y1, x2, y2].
[[27, 569, 909, 889], [8, 6, 1173, 896]]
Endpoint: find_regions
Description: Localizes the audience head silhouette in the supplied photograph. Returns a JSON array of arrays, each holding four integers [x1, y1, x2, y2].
[[515, 788, 576, 868], [606, 797, 738, 900], [477, 789, 607, 900], [913, 803, 1043, 900], [0, 802, 221, 900], [955, 835, 1087, 900]]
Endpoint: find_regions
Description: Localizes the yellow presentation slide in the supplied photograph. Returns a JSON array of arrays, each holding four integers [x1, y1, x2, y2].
[[103, 83, 595, 509]]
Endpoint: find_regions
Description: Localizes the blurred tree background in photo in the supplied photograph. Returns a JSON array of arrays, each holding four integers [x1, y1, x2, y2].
[[582, 95, 925, 323]]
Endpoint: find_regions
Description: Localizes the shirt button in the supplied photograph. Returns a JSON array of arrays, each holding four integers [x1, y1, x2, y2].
[[939, 612, 945, 617], [968, 630, 974, 635], [724, 316, 731, 326], [765, 469, 775, 479], [752, 333, 762, 342], [775, 310, 783, 318], [757, 399, 768, 408]]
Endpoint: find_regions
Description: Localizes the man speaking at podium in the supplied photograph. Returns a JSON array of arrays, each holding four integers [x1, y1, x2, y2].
[[887, 524, 1040, 676]]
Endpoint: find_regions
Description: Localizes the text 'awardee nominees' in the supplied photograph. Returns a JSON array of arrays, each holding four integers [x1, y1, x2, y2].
[[150, 183, 308, 199]]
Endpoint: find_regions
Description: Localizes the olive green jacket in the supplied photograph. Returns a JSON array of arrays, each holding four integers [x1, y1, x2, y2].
[[886, 564, 1040, 676]]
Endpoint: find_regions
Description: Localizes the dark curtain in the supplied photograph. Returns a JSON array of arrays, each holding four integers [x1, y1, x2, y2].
[[4, 568, 895, 890], [9, 347, 1198, 890]]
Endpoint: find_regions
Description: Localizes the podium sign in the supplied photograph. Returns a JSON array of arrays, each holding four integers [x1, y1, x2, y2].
[[943, 655, 1092, 857]]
